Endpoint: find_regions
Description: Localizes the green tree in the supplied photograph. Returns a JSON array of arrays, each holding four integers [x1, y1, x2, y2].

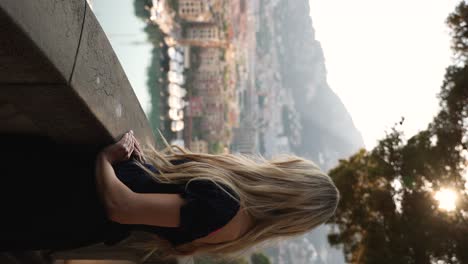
[[251, 252, 271, 264], [133, 0, 177, 142], [447, 2, 468, 62], [328, 2, 468, 263], [209, 141, 224, 154], [133, 0, 152, 20], [195, 256, 248, 264]]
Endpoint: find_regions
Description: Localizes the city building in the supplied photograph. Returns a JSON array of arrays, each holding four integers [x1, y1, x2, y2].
[[226, 102, 240, 128], [178, 0, 213, 22], [179, 24, 226, 47], [196, 81, 223, 98], [186, 24, 219, 41], [231, 125, 257, 154], [198, 48, 222, 71], [193, 70, 222, 83], [189, 139, 209, 153], [187, 96, 203, 117], [201, 103, 225, 141]]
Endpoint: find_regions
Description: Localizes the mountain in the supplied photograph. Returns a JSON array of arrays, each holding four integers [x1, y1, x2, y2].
[[255, 0, 364, 263], [273, 0, 364, 170]]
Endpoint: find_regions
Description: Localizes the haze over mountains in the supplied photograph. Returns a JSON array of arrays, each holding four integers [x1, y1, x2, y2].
[[256, 0, 364, 262], [258, 0, 364, 171]]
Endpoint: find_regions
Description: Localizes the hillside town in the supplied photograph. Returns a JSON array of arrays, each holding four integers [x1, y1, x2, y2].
[[144, 0, 261, 155]]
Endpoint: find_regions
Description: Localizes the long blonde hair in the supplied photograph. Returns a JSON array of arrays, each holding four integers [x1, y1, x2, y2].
[[135, 142, 340, 257]]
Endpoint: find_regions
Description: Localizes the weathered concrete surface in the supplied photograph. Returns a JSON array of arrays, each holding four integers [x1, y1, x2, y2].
[[0, 7, 64, 83], [0, 0, 84, 83], [0, 1, 157, 261], [0, 85, 109, 145], [71, 8, 154, 144], [0, 0, 154, 146]]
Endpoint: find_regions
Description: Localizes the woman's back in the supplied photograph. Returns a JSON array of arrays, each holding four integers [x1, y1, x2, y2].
[[112, 160, 241, 247], [0, 138, 240, 252]]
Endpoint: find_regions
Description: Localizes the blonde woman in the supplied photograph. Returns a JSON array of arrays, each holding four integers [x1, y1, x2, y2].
[[0, 131, 339, 257], [96, 131, 340, 256]]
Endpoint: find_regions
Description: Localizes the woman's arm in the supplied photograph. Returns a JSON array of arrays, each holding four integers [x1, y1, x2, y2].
[[95, 151, 135, 222], [95, 131, 184, 227]]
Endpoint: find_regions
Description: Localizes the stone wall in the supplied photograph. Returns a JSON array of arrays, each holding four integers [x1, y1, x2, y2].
[[0, 0, 154, 147], [0, 0, 160, 263]]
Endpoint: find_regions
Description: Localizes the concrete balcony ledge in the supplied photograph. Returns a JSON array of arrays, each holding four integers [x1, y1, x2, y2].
[[0, 0, 154, 147], [0, 1, 162, 262]]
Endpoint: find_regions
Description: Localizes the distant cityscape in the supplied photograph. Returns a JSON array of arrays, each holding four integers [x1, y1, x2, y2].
[[139, 0, 310, 160]]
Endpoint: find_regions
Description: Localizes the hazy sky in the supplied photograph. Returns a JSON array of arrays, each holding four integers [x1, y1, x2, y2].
[[309, 0, 462, 149], [92, 0, 153, 114]]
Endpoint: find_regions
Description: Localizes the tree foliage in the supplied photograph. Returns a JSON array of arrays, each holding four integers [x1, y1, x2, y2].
[[328, 2, 468, 263], [133, 0, 178, 143], [251, 252, 272, 264], [447, 2, 468, 62], [133, 0, 152, 21], [209, 141, 225, 154], [195, 256, 248, 264]]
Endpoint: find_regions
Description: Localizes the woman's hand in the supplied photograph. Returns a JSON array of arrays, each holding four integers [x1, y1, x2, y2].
[[131, 133, 146, 163], [100, 131, 136, 164]]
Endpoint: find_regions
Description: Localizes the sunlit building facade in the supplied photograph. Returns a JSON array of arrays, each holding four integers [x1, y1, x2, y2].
[[198, 48, 222, 71], [186, 24, 220, 42], [178, 0, 213, 22], [189, 139, 209, 153], [230, 126, 257, 154]]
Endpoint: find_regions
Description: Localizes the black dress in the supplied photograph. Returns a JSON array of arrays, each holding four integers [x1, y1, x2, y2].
[[0, 136, 240, 252], [110, 160, 241, 247]]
